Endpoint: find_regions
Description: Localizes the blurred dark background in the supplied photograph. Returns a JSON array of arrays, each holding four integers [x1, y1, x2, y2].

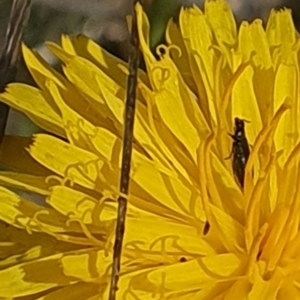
[[1, 0, 299, 72], [0, 0, 299, 136]]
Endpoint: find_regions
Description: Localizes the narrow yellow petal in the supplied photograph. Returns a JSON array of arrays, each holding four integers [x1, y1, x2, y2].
[[37, 282, 99, 300], [29, 134, 102, 190], [47, 43, 125, 100], [273, 64, 298, 164], [180, 6, 215, 122], [209, 203, 245, 252], [0, 172, 49, 196], [61, 249, 111, 282], [0, 250, 105, 297], [166, 19, 198, 94], [0, 260, 58, 297], [132, 163, 205, 221], [22, 44, 65, 90], [60, 35, 128, 89], [231, 66, 262, 145], [238, 20, 272, 68], [205, 0, 237, 68], [47, 186, 107, 225], [248, 265, 283, 300], [0, 84, 64, 137], [266, 8, 296, 60], [0, 187, 80, 234]]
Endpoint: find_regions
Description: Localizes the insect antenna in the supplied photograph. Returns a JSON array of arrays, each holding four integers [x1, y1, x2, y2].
[[108, 1, 140, 299]]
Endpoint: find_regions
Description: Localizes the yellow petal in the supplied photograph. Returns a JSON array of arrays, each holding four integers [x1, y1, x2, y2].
[[266, 7, 296, 61], [248, 264, 283, 300], [180, 6, 215, 122], [112, 254, 244, 299], [22, 44, 65, 91], [0, 186, 84, 236], [231, 65, 262, 145], [0, 84, 64, 137], [273, 63, 298, 164], [165, 19, 198, 94], [29, 134, 101, 190], [0, 249, 108, 298], [60, 35, 128, 89], [0, 172, 49, 196], [205, 0, 237, 68], [132, 163, 205, 221], [36, 282, 99, 300]]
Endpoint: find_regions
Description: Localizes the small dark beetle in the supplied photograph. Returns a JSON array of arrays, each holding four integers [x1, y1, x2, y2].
[[228, 118, 250, 188]]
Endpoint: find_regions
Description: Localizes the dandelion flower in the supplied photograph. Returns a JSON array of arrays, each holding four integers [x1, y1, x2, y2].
[[0, 0, 299, 299]]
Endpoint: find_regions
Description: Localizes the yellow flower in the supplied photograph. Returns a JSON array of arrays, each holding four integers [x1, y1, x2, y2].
[[0, 0, 299, 298]]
